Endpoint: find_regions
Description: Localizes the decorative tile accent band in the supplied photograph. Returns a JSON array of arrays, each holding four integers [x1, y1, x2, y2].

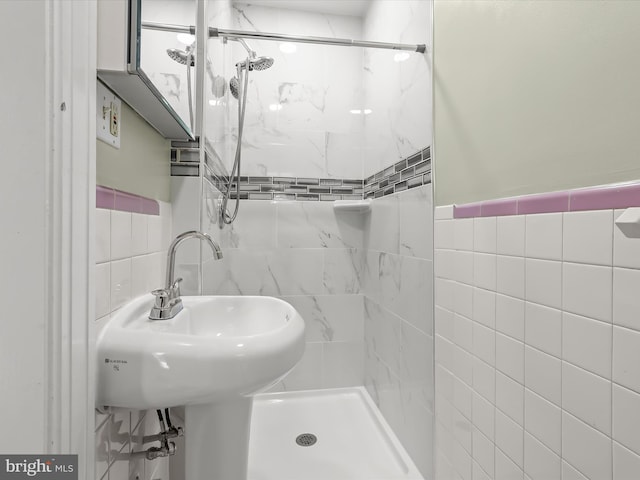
[[453, 181, 640, 218], [96, 185, 160, 215], [175, 139, 432, 202], [210, 173, 365, 202], [365, 147, 432, 199]]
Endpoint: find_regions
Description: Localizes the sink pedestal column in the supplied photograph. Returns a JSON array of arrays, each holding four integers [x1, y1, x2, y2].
[[185, 397, 253, 480]]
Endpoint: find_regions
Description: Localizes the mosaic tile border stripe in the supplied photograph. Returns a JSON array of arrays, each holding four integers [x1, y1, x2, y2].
[[365, 147, 431, 199], [96, 185, 160, 215], [453, 181, 640, 218], [172, 140, 431, 201]]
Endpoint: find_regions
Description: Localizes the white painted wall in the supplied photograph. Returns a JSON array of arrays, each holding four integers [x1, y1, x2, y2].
[[434, 0, 640, 206], [0, 0, 48, 451]]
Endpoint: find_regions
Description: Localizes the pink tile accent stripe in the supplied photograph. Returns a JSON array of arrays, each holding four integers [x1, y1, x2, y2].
[[453, 181, 640, 218], [96, 186, 159, 215]]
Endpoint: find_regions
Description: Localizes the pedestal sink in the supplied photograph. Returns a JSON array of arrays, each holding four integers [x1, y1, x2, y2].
[[96, 293, 305, 480]]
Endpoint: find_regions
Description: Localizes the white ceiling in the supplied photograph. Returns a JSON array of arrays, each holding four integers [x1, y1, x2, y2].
[[232, 0, 372, 17]]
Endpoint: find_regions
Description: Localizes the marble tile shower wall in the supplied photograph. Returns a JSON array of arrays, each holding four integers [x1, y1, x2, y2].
[[201, 199, 366, 390], [214, 3, 365, 179], [362, 0, 432, 178], [434, 205, 640, 480], [362, 184, 434, 477], [94, 203, 173, 480]]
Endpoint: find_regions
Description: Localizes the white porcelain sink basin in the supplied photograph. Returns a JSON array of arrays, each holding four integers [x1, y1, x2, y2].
[[96, 293, 305, 410]]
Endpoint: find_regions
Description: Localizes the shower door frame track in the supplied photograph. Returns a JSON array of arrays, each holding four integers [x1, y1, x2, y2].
[[141, 22, 427, 53]]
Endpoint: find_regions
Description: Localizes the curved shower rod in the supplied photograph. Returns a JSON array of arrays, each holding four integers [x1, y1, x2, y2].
[[142, 22, 427, 53]]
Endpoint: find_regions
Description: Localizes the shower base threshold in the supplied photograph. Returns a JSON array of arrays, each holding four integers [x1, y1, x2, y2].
[[248, 386, 424, 480]]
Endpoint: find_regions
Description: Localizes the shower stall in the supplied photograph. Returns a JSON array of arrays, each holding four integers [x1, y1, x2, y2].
[[156, 0, 434, 478]]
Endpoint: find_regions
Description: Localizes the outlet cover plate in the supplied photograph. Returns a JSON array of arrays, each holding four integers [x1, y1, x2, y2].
[[97, 82, 121, 149]]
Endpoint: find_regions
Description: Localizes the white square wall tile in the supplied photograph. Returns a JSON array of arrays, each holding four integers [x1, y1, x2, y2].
[[435, 278, 455, 311], [497, 256, 525, 299], [110, 258, 131, 311], [453, 345, 473, 386], [496, 371, 524, 425], [435, 306, 454, 343], [473, 460, 492, 480], [473, 322, 495, 366], [147, 215, 162, 253], [562, 312, 612, 379], [496, 333, 524, 384], [95, 208, 111, 264], [473, 391, 495, 440], [561, 362, 611, 435], [524, 346, 561, 406], [454, 314, 473, 352], [562, 412, 612, 480], [434, 220, 454, 250], [525, 213, 562, 261], [474, 253, 496, 291], [613, 267, 640, 331], [614, 208, 640, 269], [525, 259, 562, 310], [562, 262, 612, 323], [434, 249, 455, 280], [435, 205, 454, 220], [524, 433, 561, 480], [473, 356, 496, 403], [473, 287, 496, 329], [454, 282, 473, 320], [524, 302, 561, 357], [613, 326, 640, 395], [496, 294, 525, 341], [563, 210, 613, 266], [496, 409, 524, 468], [613, 384, 640, 456], [454, 218, 474, 251], [497, 216, 525, 257], [614, 441, 640, 479], [561, 461, 589, 480], [131, 213, 149, 256], [95, 263, 110, 319], [473, 428, 495, 478], [474, 217, 497, 253], [454, 251, 474, 285], [524, 389, 561, 455], [495, 447, 524, 480], [110, 210, 132, 260]]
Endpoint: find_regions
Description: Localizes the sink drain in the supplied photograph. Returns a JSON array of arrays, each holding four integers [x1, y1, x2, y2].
[[295, 433, 317, 447]]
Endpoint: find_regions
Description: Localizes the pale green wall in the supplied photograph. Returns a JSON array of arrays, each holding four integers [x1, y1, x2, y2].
[[96, 88, 171, 202], [433, 0, 640, 206]]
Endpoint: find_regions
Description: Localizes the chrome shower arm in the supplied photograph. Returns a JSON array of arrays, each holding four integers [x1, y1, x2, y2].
[[236, 38, 257, 59]]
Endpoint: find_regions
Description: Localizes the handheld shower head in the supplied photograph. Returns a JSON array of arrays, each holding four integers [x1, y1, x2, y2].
[[229, 76, 240, 99], [167, 47, 195, 66]]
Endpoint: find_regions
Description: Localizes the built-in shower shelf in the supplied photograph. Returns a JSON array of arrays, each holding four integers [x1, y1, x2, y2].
[[333, 199, 372, 213]]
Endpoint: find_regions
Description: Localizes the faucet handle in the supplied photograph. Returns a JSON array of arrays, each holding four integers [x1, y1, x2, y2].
[[151, 289, 169, 309]]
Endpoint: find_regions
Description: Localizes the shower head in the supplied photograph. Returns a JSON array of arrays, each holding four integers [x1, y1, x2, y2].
[[235, 56, 274, 72], [249, 56, 274, 71], [167, 48, 195, 66]]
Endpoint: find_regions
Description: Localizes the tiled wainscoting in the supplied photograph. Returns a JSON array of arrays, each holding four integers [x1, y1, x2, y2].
[[94, 187, 172, 480], [434, 184, 640, 480]]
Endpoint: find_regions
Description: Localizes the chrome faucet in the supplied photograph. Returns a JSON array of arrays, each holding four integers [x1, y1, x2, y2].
[[149, 230, 223, 320]]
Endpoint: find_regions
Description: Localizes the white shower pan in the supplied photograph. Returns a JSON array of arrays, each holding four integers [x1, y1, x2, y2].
[[248, 387, 424, 480]]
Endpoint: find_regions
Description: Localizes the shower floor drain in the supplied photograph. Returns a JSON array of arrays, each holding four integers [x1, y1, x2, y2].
[[295, 433, 317, 447]]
